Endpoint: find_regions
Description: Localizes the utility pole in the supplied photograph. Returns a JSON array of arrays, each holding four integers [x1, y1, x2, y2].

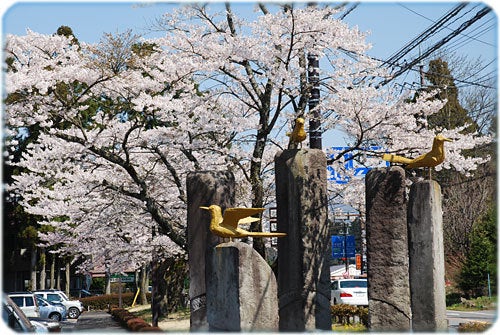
[[308, 52, 322, 149]]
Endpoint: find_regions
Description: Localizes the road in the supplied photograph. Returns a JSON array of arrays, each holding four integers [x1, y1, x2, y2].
[[58, 309, 497, 332]]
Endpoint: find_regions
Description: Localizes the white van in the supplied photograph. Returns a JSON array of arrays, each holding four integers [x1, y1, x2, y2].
[[7, 292, 40, 318]]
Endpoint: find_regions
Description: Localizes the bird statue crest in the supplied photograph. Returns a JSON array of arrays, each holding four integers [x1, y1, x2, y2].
[[200, 205, 287, 240], [382, 134, 452, 179], [287, 117, 307, 149]]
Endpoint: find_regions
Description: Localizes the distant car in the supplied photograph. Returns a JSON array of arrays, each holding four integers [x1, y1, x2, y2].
[[331, 278, 368, 306], [2, 294, 36, 332], [7, 292, 40, 318], [34, 289, 84, 319], [35, 295, 67, 321]]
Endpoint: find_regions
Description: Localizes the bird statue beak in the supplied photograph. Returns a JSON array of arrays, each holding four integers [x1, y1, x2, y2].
[[444, 137, 453, 142], [199, 206, 209, 210]]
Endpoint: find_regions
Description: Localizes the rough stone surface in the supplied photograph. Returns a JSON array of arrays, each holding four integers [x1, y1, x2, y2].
[[186, 171, 234, 331], [275, 149, 331, 331], [206, 241, 279, 332], [408, 180, 447, 331], [365, 167, 411, 331]]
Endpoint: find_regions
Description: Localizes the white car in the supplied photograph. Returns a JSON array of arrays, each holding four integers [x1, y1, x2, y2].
[[34, 290, 84, 319], [331, 278, 368, 306], [7, 292, 40, 318]]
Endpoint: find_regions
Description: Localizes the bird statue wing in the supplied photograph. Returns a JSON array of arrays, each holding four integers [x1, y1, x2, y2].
[[382, 153, 414, 165], [222, 207, 265, 229]]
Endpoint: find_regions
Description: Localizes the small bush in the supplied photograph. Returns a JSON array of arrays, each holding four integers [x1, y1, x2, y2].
[[446, 292, 462, 306], [458, 321, 491, 332], [110, 307, 153, 331], [331, 304, 368, 326]]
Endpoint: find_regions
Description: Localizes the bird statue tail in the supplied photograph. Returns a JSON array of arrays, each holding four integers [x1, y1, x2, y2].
[[382, 153, 414, 165], [244, 232, 287, 238]]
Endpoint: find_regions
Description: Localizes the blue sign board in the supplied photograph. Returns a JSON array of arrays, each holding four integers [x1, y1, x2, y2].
[[327, 146, 389, 184], [331, 235, 356, 258]]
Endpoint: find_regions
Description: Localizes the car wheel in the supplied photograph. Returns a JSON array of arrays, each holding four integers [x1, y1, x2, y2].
[[49, 312, 62, 321], [68, 307, 80, 319]]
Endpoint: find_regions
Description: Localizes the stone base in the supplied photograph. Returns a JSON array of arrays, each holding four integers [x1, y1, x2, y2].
[[206, 241, 279, 332]]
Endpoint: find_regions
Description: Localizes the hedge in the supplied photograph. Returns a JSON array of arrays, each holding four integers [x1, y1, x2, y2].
[[110, 307, 161, 332], [81, 293, 151, 310]]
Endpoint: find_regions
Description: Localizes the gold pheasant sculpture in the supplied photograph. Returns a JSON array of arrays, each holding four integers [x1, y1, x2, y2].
[[287, 117, 307, 149], [200, 205, 287, 239], [382, 134, 452, 178]]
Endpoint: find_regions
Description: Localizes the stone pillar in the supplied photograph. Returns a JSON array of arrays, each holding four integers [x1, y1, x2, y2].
[[206, 241, 279, 331], [365, 167, 411, 331], [408, 180, 447, 331], [186, 171, 234, 331], [275, 149, 331, 331]]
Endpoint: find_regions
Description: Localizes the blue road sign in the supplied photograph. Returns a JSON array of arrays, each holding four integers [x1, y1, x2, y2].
[[327, 146, 389, 184], [331, 235, 356, 258]]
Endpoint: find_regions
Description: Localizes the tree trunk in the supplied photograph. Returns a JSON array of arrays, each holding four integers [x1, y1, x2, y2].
[[50, 254, 56, 289], [140, 264, 149, 305], [56, 257, 61, 290], [65, 259, 70, 297], [39, 248, 46, 290], [105, 271, 111, 295], [30, 247, 37, 291], [151, 251, 169, 327], [249, 128, 267, 259]]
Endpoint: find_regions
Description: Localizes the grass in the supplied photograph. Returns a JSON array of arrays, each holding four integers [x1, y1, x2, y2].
[[332, 323, 367, 332], [447, 296, 496, 311]]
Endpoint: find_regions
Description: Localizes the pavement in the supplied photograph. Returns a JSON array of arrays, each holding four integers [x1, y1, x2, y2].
[[72, 310, 125, 332]]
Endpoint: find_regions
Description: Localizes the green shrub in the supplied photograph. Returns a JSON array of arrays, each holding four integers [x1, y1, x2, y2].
[[81, 293, 151, 310], [446, 292, 462, 306], [331, 304, 368, 326]]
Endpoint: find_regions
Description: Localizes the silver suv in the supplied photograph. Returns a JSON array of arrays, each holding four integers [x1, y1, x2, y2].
[[33, 290, 84, 319]]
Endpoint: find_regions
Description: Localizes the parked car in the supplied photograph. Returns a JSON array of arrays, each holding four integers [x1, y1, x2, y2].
[[33, 289, 83, 319], [35, 295, 67, 321], [2, 294, 36, 332], [7, 292, 40, 318], [331, 278, 368, 306]]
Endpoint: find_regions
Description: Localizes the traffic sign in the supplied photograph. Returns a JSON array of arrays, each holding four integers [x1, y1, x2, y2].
[[331, 235, 356, 258]]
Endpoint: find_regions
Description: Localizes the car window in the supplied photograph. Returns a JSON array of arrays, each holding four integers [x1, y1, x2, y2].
[[10, 297, 23, 307], [331, 281, 338, 290], [46, 294, 61, 303], [339, 280, 367, 288], [24, 296, 35, 307]]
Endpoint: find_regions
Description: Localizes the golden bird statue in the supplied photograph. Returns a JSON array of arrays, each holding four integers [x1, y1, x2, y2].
[[287, 117, 307, 149], [200, 205, 287, 239], [382, 134, 452, 178]]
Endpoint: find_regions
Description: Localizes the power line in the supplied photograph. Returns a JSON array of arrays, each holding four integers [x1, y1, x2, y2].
[[383, 3, 467, 68], [377, 6, 493, 87]]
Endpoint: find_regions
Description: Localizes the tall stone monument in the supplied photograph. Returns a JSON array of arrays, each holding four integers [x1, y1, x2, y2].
[[275, 149, 331, 331], [186, 171, 234, 331], [365, 167, 411, 331], [408, 180, 447, 331]]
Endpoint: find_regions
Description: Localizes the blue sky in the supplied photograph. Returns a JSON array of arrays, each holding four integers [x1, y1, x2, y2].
[[1, 1, 497, 146]]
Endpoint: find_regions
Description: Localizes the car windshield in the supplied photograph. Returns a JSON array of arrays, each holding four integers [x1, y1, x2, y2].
[[340, 280, 367, 288]]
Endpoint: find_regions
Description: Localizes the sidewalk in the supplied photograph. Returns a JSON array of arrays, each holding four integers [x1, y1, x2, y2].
[[75, 310, 125, 332]]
